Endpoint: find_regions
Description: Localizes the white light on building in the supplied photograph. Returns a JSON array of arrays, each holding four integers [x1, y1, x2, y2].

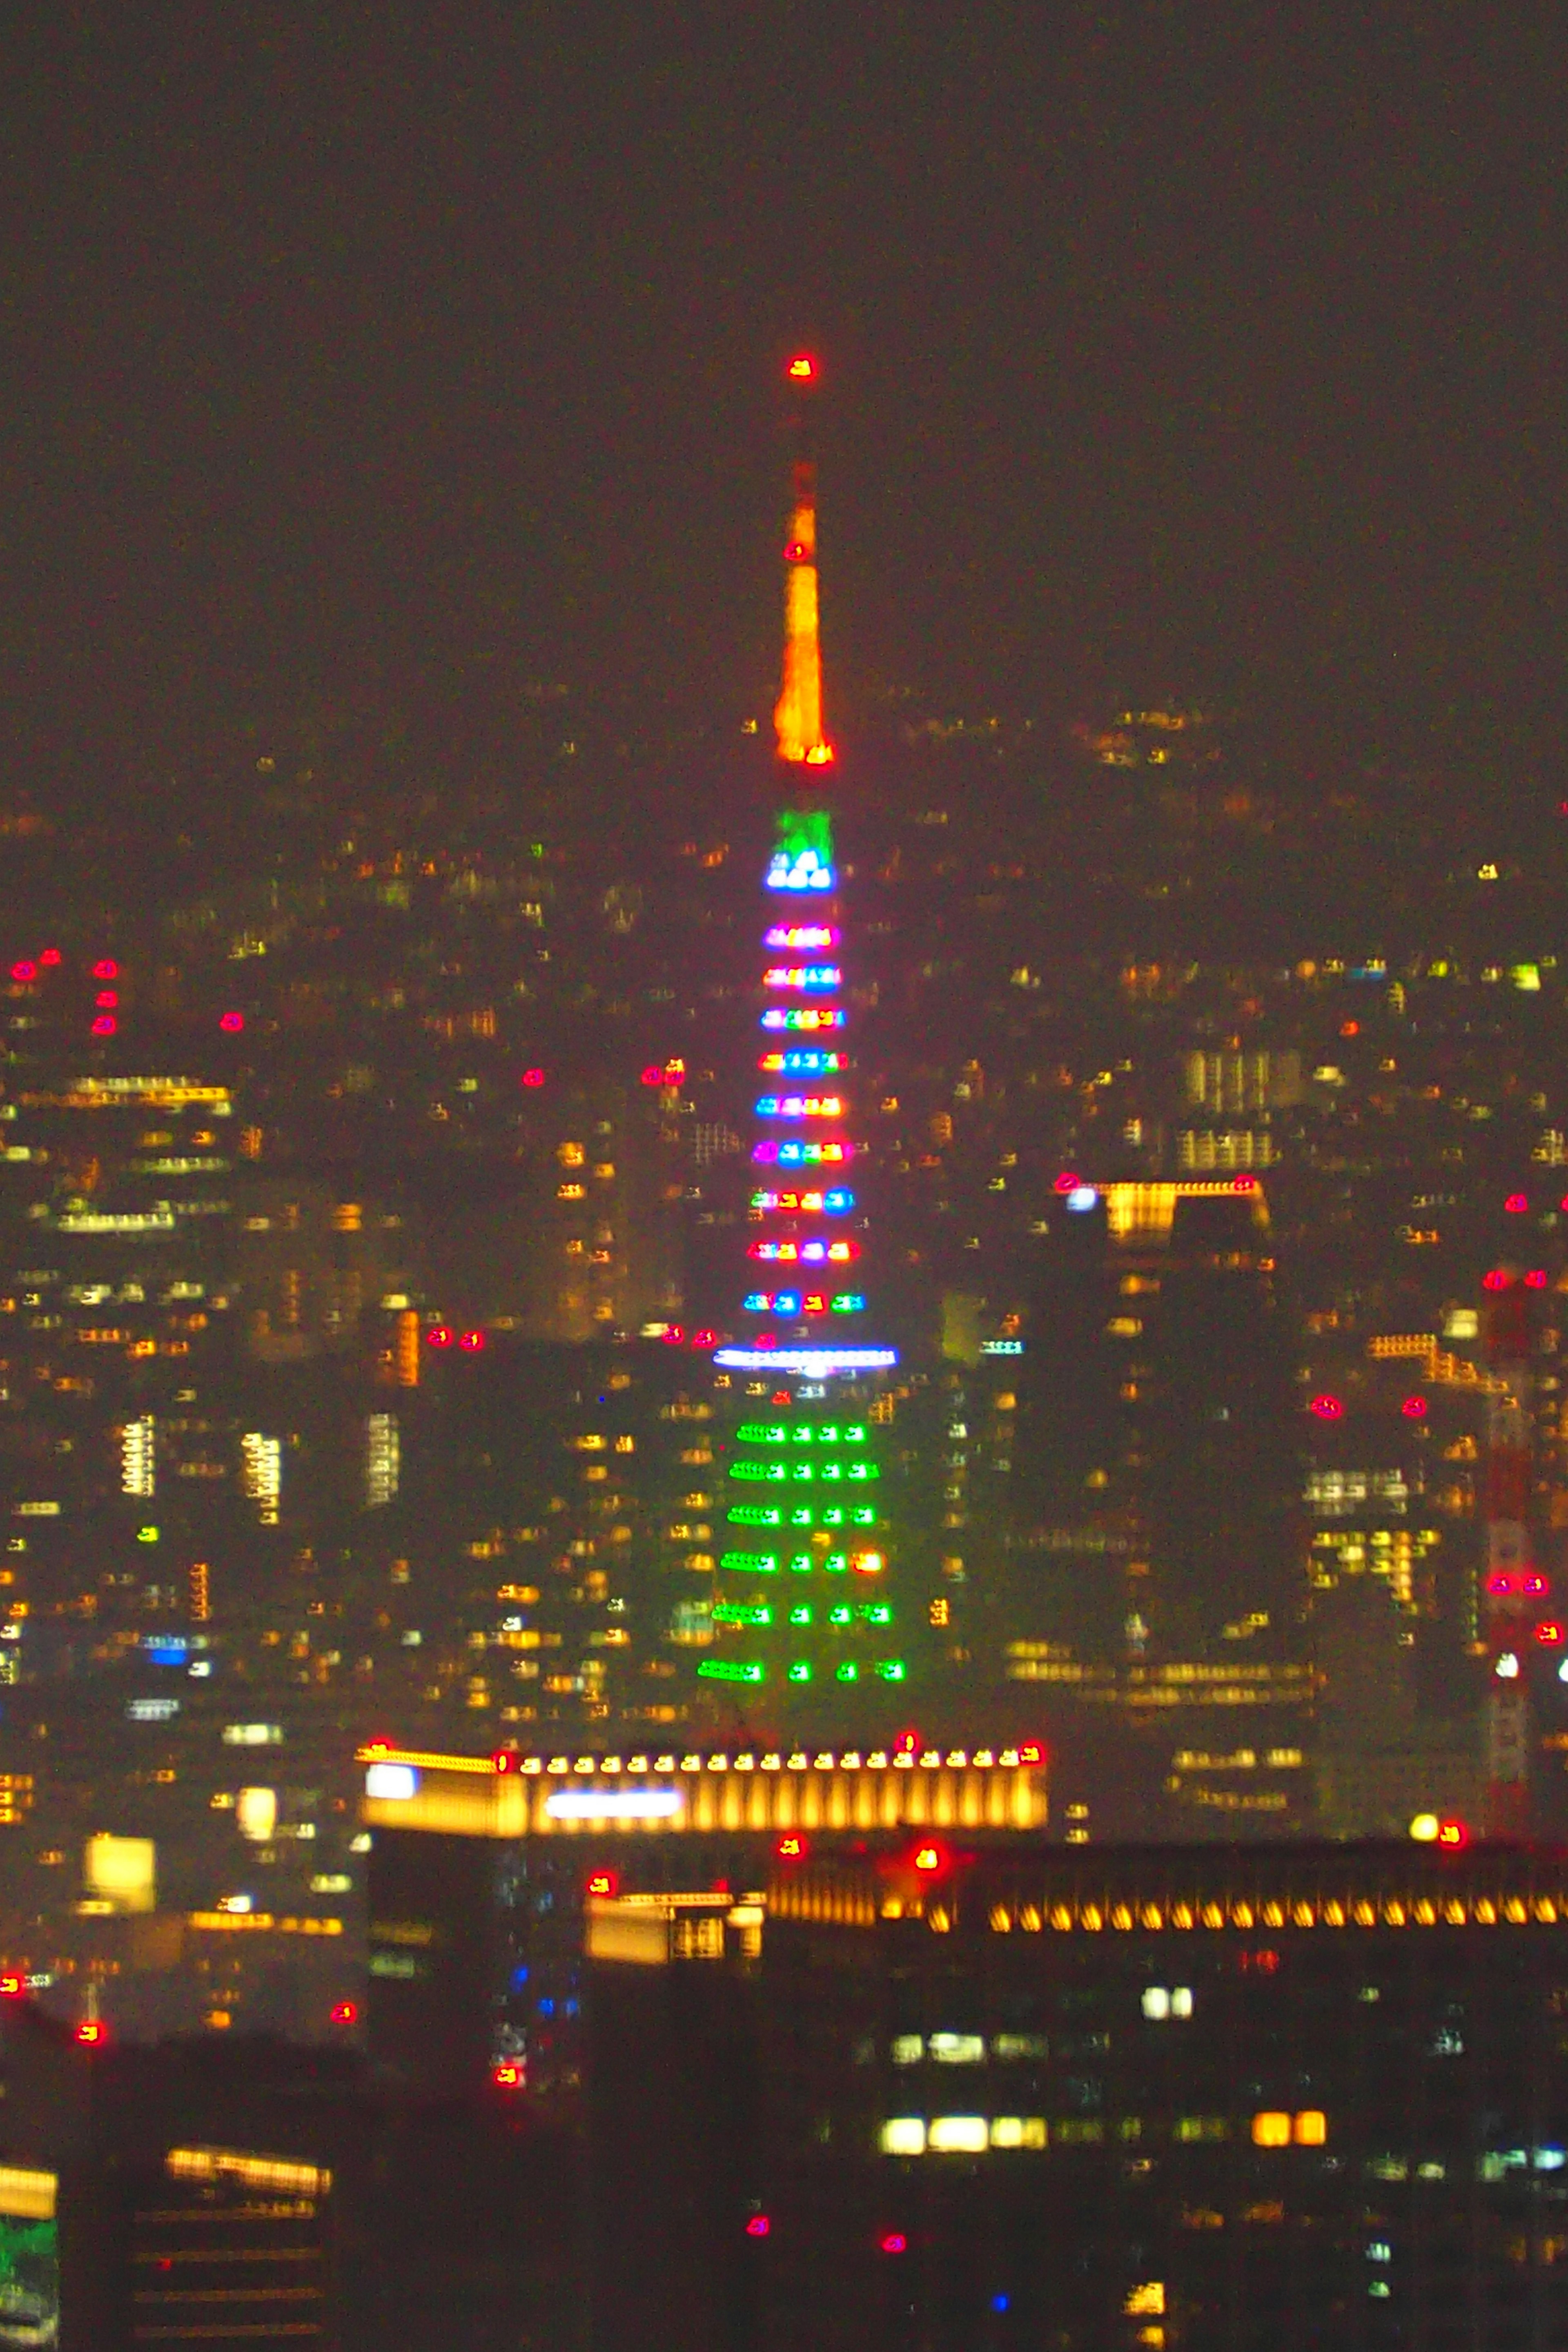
[[121, 1417, 155, 1497], [240, 1433, 282, 1525], [365, 1413, 400, 1508]]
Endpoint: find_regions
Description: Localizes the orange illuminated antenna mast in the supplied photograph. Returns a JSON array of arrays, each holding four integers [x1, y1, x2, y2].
[[773, 354, 833, 768]]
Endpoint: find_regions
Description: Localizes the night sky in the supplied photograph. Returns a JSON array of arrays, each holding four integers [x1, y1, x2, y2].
[[3, 6, 1565, 799]]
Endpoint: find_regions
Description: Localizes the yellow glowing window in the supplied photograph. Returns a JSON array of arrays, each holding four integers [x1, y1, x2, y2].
[[1252, 2111, 1291, 2147], [558, 1183, 586, 1200], [1293, 2110, 1327, 2145]]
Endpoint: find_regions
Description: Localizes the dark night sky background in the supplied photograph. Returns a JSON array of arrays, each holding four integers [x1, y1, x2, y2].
[[2, 4, 1566, 801]]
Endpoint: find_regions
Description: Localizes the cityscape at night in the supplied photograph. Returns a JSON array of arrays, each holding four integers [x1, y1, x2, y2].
[[2, 10, 1567, 2347]]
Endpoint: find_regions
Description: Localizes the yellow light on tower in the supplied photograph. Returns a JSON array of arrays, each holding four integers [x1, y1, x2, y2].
[[774, 355, 833, 766]]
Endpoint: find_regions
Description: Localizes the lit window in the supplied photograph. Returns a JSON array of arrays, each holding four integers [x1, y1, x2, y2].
[[880, 2118, 926, 2156], [927, 2116, 989, 2153], [928, 2032, 985, 2065], [989, 2116, 1047, 2148], [1252, 2111, 1292, 2147]]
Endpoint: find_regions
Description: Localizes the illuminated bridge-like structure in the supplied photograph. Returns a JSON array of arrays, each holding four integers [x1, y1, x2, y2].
[[359, 1740, 1047, 1839]]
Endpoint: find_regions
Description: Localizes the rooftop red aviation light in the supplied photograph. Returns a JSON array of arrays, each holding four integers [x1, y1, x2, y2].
[[330, 2000, 358, 2025], [38, 948, 60, 967], [0, 1976, 22, 1999], [425, 1327, 454, 1349], [521, 1068, 546, 1088], [492, 2062, 523, 2089], [1505, 1193, 1529, 1213], [880, 2233, 908, 2254], [1436, 1820, 1469, 1849], [93, 958, 118, 980], [775, 1833, 808, 1862], [90, 1015, 117, 1036], [1402, 1396, 1428, 1419], [459, 1330, 486, 1352], [219, 1011, 245, 1033], [75, 2020, 107, 2047], [1310, 1395, 1343, 1420], [745, 2215, 771, 2237], [586, 1869, 618, 1898], [1483, 1270, 1510, 1290], [786, 354, 815, 380], [9, 962, 36, 982]]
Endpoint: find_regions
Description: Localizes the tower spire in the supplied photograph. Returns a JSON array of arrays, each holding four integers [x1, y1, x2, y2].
[[773, 354, 834, 768]]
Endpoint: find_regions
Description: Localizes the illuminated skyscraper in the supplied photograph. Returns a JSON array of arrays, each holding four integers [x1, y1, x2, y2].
[[698, 361, 906, 1716]]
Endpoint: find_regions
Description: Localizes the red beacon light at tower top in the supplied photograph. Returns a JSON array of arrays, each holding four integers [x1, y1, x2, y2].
[[786, 354, 816, 381]]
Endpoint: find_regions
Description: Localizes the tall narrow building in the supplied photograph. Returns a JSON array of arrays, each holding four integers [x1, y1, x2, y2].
[[698, 359, 908, 1722]]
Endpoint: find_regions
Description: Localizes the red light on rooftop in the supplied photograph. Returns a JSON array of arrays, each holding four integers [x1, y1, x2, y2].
[[492, 2062, 523, 2089], [1232, 1174, 1256, 1192], [90, 1015, 116, 1036], [786, 354, 815, 380], [661, 1326, 686, 1347], [1525, 1573, 1550, 1597], [745, 2214, 771, 2237], [1526, 1269, 1549, 1289], [459, 1330, 487, 1352], [912, 1843, 944, 1875], [38, 949, 60, 967], [1401, 1396, 1427, 1419], [1487, 1572, 1517, 1596], [75, 2021, 106, 2047], [491, 1750, 516, 1773], [331, 2000, 358, 2025], [219, 1011, 245, 1033], [1018, 1742, 1043, 1766], [1309, 1395, 1343, 1420], [425, 1327, 453, 1349], [9, 962, 36, 982], [1436, 1819, 1469, 1849], [775, 1833, 808, 1862], [1483, 1270, 1510, 1291], [1535, 1621, 1564, 1646], [692, 1328, 717, 1348], [1052, 1172, 1078, 1195], [0, 1976, 22, 1999], [94, 991, 117, 1009], [93, 959, 118, 980], [880, 2232, 908, 2254], [1505, 1192, 1529, 1213], [640, 1066, 665, 1086], [521, 1068, 546, 1087], [586, 1869, 618, 1898]]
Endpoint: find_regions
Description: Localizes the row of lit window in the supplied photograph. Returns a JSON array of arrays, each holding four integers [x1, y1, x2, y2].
[[729, 1461, 879, 1484], [735, 1421, 869, 1446], [751, 1187, 853, 1213], [711, 1601, 891, 1627], [751, 1142, 852, 1167], [727, 1505, 878, 1528], [699, 1657, 906, 1685], [760, 1008, 845, 1032], [984, 1893, 1568, 1932], [878, 2111, 1325, 2157], [763, 925, 837, 949], [758, 1049, 842, 1074], [368, 1743, 1038, 1776], [748, 1240, 857, 1263], [762, 965, 840, 990], [719, 1549, 884, 1575], [742, 1290, 864, 1314], [755, 1095, 844, 1118]]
